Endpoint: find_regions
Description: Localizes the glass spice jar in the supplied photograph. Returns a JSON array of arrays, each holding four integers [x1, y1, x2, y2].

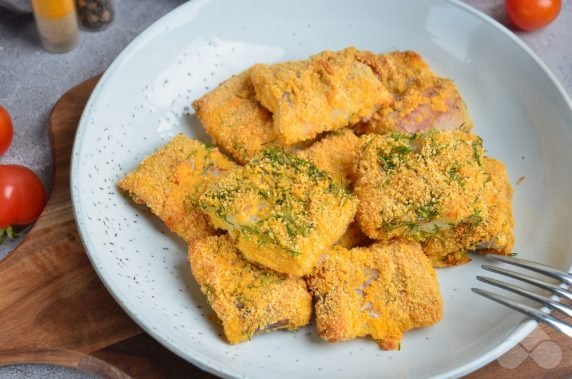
[[31, 0, 80, 53], [75, 0, 115, 31]]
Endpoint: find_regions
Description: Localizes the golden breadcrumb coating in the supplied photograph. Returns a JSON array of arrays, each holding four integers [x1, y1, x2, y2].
[[307, 240, 443, 350], [355, 130, 488, 241], [250, 47, 392, 145], [295, 129, 361, 187], [200, 147, 357, 276], [354, 50, 472, 134], [422, 157, 514, 267], [193, 70, 277, 164], [118, 134, 237, 242], [189, 235, 312, 344], [337, 221, 372, 249]]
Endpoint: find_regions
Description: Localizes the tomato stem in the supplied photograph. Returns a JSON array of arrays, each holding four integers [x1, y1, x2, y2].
[[0, 226, 16, 244]]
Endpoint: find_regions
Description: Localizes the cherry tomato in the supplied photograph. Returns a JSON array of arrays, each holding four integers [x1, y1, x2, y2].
[[0, 165, 46, 227], [0, 105, 13, 155], [506, 0, 561, 31]]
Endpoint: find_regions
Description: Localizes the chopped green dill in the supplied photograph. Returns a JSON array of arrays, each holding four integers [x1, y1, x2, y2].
[[240, 220, 305, 258], [255, 271, 280, 285], [307, 164, 328, 181], [447, 164, 462, 184], [394, 144, 414, 155], [389, 132, 414, 141], [377, 142, 413, 171], [199, 181, 240, 223], [472, 137, 483, 167], [427, 135, 446, 156], [258, 189, 270, 199], [361, 136, 375, 152], [468, 208, 484, 226], [203, 283, 217, 300], [381, 220, 418, 233], [415, 198, 440, 221], [381, 217, 445, 242], [201, 140, 215, 149]]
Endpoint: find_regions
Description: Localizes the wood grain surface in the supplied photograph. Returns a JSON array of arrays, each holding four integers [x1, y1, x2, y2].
[[0, 76, 142, 356], [0, 77, 569, 378]]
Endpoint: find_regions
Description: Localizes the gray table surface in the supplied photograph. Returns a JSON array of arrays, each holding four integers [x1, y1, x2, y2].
[[0, 0, 570, 377]]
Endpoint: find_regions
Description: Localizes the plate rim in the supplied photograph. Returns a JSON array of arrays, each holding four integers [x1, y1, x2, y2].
[[70, 0, 572, 378]]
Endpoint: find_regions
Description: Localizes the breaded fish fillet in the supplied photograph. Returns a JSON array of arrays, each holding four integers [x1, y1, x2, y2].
[[250, 47, 392, 145], [189, 235, 312, 344], [118, 134, 238, 242], [354, 50, 472, 135], [295, 128, 361, 188], [354, 131, 489, 241], [200, 147, 357, 276], [193, 70, 277, 164], [307, 240, 443, 350], [422, 157, 514, 267]]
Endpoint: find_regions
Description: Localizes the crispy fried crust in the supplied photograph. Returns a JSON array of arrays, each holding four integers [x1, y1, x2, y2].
[[355, 131, 489, 241], [422, 157, 514, 267], [354, 50, 472, 134], [295, 129, 361, 188], [307, 240, 443, 350], [337, 221, 372, 249], [250, 48, 392, 145], [200, 147, 357, 276], [118, 134, 238, 242], [193, 70, 277, 164], [189, 235, 312, 344]]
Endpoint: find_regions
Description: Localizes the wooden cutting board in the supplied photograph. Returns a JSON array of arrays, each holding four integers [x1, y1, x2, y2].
[[0, 77, 569, 378]]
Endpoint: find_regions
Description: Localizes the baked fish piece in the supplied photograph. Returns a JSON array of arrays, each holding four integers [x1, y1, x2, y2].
[[295, 128, 361, 188], [200, 147, 357, 276], [354, 130, 489, 241], [250, 47, 392, 145], [422, 157, 514, 267], [189, 235, 312, 344], [354, 50, 472, 135], [118, 134, 237, 242], [307, 240, 443, 350], [193, 70, 277, 164]]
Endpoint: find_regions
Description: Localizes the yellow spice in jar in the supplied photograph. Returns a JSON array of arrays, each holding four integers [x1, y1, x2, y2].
[[32, 0, 80, 53]]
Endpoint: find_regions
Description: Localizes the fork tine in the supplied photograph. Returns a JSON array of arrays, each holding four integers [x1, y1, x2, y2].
[[482, 264, 572, 301], [477, 276, 572, 317], [472, 288, 572, 338], [488, 255, 572, 285]]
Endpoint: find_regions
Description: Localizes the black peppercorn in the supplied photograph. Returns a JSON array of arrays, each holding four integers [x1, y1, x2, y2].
[[76, 0, 115, 31]]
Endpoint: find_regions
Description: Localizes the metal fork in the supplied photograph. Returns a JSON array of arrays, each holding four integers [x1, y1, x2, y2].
[[472, 255, 572, 337]]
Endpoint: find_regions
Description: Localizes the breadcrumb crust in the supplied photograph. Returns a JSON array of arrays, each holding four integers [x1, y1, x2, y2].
[[118, 134, 237, 242], [307, 240, 443, 350], [189, 235, 312, 344]]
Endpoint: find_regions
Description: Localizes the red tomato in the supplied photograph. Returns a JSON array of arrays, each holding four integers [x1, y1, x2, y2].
[[506, 0, 561, 31], [0, 105, 13, 155], [0, 165, 46, 227]]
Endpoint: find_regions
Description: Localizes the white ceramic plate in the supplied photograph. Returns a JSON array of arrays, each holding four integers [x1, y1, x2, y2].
[[71, 0, 572, 377]]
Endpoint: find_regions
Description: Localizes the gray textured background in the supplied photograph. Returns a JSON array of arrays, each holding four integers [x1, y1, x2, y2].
[[0, 0, 570, 377]]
